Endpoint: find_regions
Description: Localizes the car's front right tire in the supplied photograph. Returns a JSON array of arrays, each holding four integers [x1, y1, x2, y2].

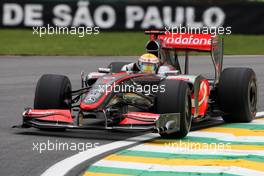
[[157, 80, 192, 139]]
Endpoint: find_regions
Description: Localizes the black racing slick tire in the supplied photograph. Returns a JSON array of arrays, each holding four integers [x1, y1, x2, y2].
[[34, 74, 72, 110], [157, 80, 192, 139], [218, 68, 257, 122], [108, 62, 131, 73]]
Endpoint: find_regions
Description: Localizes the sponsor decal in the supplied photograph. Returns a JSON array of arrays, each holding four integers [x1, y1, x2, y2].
[[159, 33, 212, 50]]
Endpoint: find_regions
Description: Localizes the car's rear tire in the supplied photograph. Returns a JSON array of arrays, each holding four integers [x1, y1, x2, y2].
[[108, 62, 131, 73], [218, 68, 257, 122], [157, 80, 192, 139]]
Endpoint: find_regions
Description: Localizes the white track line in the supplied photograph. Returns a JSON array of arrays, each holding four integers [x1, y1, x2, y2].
[[41, 133, 158, 176], [41, 111, 264, 176]]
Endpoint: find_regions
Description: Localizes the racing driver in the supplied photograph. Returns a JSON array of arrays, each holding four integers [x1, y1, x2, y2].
[[121, 53, 176, 74]]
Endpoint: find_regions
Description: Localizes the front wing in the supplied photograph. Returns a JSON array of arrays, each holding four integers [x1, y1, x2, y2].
[[20, 108, 181, 134]]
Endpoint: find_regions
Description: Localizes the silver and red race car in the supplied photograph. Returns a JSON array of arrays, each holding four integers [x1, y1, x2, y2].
[[19, 31, 258, 139]]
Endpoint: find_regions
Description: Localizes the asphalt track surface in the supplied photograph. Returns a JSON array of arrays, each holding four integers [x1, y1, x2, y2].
[[0, 56, 263, 176]]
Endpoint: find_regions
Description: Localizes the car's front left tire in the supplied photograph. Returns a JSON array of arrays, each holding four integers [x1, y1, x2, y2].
[[34, 74, 72, 131], [34, 74, 72, 110]]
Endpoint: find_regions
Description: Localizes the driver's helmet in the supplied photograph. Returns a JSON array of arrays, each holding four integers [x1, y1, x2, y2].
[[137, 53, 160, 73]]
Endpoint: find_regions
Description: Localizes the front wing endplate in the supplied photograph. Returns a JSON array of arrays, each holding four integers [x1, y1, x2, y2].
[[156, 113, 181, 134]]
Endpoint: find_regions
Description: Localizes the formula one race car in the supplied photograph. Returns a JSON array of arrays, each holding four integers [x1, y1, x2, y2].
[[19, 31, 257, 139]]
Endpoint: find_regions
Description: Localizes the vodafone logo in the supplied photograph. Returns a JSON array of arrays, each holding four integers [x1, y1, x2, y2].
[[159, 33, 212, 51], [163, 34, 211, 45]]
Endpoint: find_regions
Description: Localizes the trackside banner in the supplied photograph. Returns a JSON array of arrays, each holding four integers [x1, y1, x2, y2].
[[0, 1, 264, 34]]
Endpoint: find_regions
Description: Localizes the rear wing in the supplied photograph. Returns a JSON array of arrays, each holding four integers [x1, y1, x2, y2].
[[145, 30, 220, 52], [145, 30, 224, 84]]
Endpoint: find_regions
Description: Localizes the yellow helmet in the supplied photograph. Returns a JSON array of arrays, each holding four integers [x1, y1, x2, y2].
[[138, 53, 160, 73]]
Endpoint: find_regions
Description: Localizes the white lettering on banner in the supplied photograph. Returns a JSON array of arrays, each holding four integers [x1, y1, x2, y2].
[[141, 6, 163, 29], [125, 6, 225, 29], [72, 1, 94, 27], [3, 3, 23, 26], [163, 6, 184, 27], [203, 7, 225, 27], [126, 6, 144, 28], [53, 2, 116, 28], [1, 1, 226, 30], [24, 4, 43, 26], [94, 5, 116, 28], [53, 5, 72, 26], [186, 7, 203, 28], [2, 3, 43, 26]]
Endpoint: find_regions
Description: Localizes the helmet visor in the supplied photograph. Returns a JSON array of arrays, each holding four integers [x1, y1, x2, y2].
[[139, 63, 157, 73]]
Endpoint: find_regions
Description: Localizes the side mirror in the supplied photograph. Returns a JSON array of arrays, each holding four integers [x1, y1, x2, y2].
[[158, 66, 180, 76], [164, 70, 180, 76], [98, 67, 110, 73]]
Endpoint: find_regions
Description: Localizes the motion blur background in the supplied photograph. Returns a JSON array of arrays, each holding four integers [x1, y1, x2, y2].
[[0, 0, 264, 55]]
